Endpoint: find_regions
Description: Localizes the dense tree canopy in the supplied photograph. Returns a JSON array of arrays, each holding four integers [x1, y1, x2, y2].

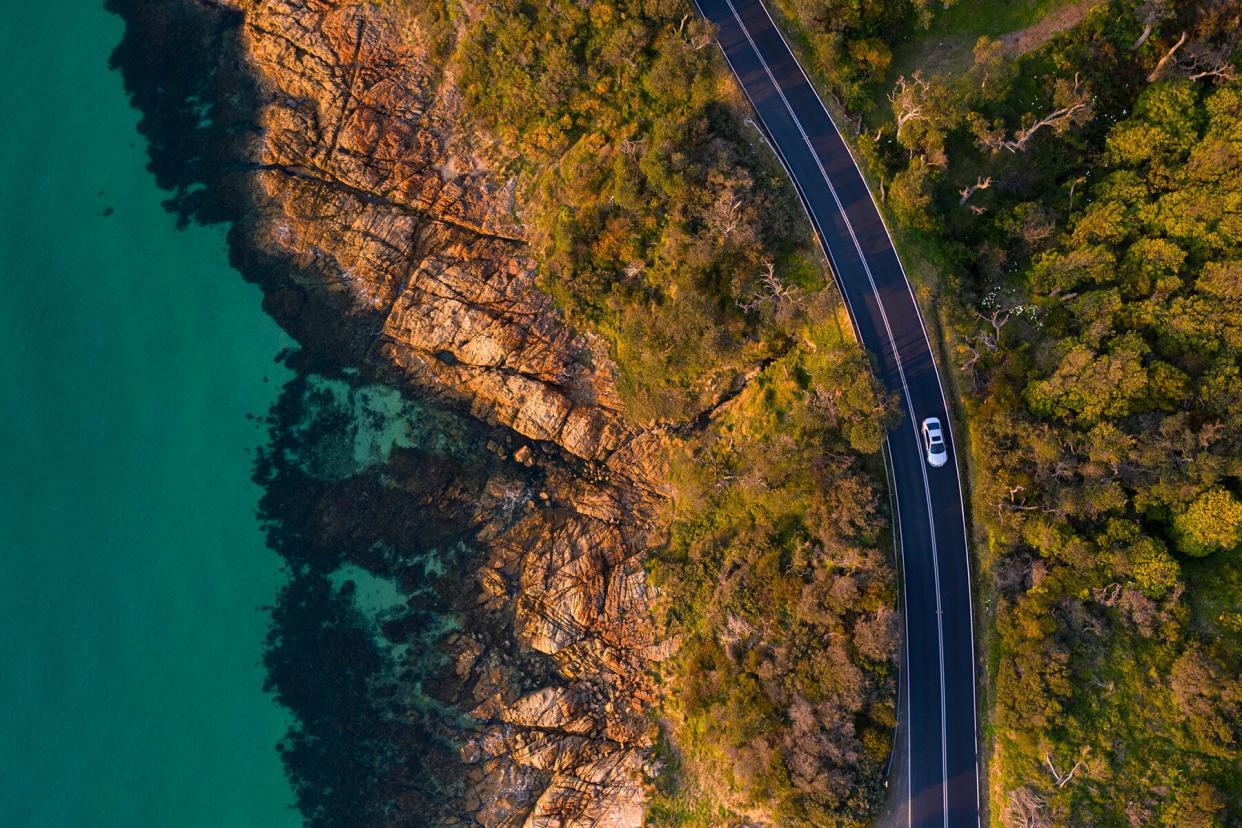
[[776, 0, 1240, 822], [972, 80, 1241, 825]]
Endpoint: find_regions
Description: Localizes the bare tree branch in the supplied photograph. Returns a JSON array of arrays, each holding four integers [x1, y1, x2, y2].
[[1003, 787, 1051, 828], [1130, 0, 1173, 51], [888, 72, 931, 137], [1185, 40, 1240, 81], [980, 74, 1093, 153], [959, 176, 993, 206], [1147, 30, 1239, 82], [1044, 749, 1088, 788], [1147, 31, 1188, 81], [959, 341, 981, 373], [959, 308, 1011, 372], [738, 261, 799, 316], [1093, 582, 1123, 607]]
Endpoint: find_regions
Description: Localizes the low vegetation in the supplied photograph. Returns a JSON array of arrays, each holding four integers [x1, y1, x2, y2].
[[397, 0, 902, 822], [648, 309, 899, 826], [423, 0, 815, 424]]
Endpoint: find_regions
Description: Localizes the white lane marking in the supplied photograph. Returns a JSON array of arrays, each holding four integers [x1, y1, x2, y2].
[[714, 0, 952, 822], [747, 0, 982, 817], [884, 442, 913, 828]]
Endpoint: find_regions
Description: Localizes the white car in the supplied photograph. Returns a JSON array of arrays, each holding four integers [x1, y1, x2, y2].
[[921, 417, 948, 468]]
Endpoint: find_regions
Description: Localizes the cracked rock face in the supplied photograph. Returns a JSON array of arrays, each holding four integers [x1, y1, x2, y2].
[[109, 0, 670, 825], [238, 0, 636, 463]]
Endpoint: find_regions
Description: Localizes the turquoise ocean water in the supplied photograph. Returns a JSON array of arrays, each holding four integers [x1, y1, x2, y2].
[[1, 4, 300, 825]]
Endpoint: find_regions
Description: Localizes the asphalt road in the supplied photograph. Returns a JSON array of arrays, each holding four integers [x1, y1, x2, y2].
[[691, 0, 981, 824]]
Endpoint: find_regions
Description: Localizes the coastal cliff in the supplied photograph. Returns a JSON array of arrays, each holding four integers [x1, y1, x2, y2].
[[111, 0, 670, 824], [111, 0, 903, 822]]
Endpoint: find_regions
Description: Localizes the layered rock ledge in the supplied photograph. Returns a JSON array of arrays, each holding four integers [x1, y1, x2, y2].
[[110, 0, 671, 824]]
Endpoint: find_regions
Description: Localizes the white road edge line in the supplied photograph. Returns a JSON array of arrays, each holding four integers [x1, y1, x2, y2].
[[745, 3, 982, 820], [714, 1, 950, 822]]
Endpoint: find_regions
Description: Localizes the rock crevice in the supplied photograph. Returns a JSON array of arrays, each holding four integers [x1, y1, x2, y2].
[[110, 0, 670, 825]]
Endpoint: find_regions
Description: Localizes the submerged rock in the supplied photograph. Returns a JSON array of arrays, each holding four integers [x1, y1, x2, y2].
[[109, 0, 670, 825]]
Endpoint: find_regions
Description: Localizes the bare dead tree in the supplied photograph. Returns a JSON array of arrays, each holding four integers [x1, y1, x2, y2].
[[1066, 174, 1087, 213], [888, 72, 931, 137], [982, 74, 1093, 153], [959, 176, 993, 206], [960, 307, 1010, 372], [759, 262, 795, 309], [960, 340, 983, 373], [1092, 582, 1123, 607], [980, 307, 1011, 341], [739, 261, 798, 315], [1044, 750, 1088, 788], [619, 137, 645, 155], [1184, 39, 1241, 81], [676, 14, 714, 50], [960, 307, 1011, 372], [708, 196, 744, 240], [1002, 787, 1051, 828], [1147, 30, 1239, 82], [1004, 501, 1042, 514]]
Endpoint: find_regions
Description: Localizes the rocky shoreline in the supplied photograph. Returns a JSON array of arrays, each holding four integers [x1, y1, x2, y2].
[[109, 1, 671, 824]]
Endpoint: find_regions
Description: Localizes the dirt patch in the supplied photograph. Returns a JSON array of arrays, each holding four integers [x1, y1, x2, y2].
[[891, 0, 1103, 83], [999, 0, 1103, 55]]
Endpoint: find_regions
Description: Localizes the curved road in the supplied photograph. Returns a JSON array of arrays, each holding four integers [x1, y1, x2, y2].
[[691, 0, 981, 824]]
